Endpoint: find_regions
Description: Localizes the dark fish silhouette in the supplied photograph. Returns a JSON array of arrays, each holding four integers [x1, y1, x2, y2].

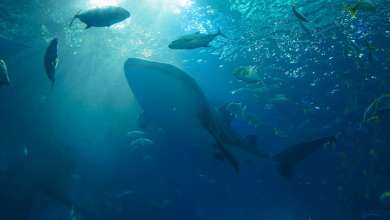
[[43, 38, 58, 91], [124, 58, 336, 181], [69, 6, 130, 29]]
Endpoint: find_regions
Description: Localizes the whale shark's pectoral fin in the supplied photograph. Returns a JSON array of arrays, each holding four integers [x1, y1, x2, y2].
[[206, 127, 239, 172], [274, 136, 337, 181], [137, 112, 151, 129]]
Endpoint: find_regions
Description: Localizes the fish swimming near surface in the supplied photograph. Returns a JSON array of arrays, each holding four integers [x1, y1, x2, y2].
[[343, 0, 379, 18], [43, 38, 58, 91], [168, 28, 226, 50], [234, 66, 266, 85], [292, 1, 309, 22], [0, 60, 10, 93], [124, 58, 336, 181], [69, 6, 130, 29]]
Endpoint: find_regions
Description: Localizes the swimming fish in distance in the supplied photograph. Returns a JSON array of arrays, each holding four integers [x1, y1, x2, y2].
[[343, 0, 379, 18], [292, 1, 309, 22], [43, 38, 58, 91], [168, 28, 226, 50], [69, 6, 130, 29]]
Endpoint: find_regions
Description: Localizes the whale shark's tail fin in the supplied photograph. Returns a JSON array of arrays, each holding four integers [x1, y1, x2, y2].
[[274, 136, 336, 181]]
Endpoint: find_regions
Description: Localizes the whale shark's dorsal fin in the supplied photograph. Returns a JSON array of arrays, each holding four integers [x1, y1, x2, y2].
[[245, 135, 258, 145], [216, 103, 235, 125], [138, 112, 151, 129]]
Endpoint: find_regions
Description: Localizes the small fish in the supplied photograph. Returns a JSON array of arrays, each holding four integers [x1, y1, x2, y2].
[[350, 40, 361, 51], [69, 6, 130, 29], [297, 120, 310, 130], [380, 191, 390, 203], [363, 97, 378, 122], [130, 138, 155, 150], [336, 70, 353, 79], [320, 125, 331, 131], [226, 102, 243, 117], [292, 1, 309, 22], [23, 146, 27, 156], [113, 191, 133, 200], [0, 60, 10, 93], [275, 128, 289, 138], [126, 131, 147, 138], [43, 38, 58, 91], [168, 28, 226, 50], [323, 141, 331, 149], [245, 113, 263, 128], [343, 0, 379, 18], [234, 66, 266, 85], [335, 132, 343, 140], [364, 38, 377, 65]]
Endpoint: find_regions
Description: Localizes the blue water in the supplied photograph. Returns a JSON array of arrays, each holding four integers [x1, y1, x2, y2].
[[0, 0, 390, 219]]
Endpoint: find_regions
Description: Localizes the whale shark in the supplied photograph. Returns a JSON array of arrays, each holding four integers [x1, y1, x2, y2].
[[124, 58, 336, 181]]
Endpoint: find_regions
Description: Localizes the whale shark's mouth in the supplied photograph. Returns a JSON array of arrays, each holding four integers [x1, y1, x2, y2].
[[124, 58, 184, 80]]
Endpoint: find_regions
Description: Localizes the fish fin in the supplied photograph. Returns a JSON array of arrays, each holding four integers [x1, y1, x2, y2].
[[245, 135, 258, 145], [85, 25, 92, 29], [217, 28, 227, 38], [69, 9, 81, 28], [204, 44, 211, 47], [137, 112, 151, 129], [213, 152, 225, 162], [274, 136, 336, 181], [194, 31, 200, 34], [216, 103, 235, 125], [342, 7, 355, 18], [50, 83, 54, 92]]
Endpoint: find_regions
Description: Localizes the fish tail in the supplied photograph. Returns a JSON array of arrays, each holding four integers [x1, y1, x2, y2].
[[274, 136, 337, 181], [342, 7, 355, 18], [50, 83, 54, 92], [69, 9, 82, 28], [217, 28, 227, 38]]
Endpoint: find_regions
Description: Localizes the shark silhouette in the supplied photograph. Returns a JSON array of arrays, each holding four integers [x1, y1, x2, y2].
[[124, 58, 336, 181]]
